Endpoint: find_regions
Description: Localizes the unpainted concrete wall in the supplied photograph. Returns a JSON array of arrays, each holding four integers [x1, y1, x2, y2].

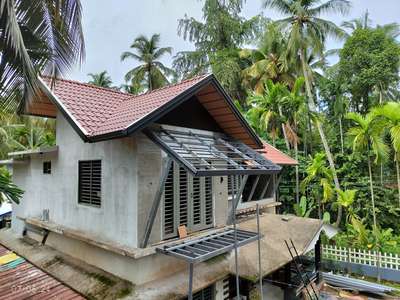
[[12, 112, 139, 248]]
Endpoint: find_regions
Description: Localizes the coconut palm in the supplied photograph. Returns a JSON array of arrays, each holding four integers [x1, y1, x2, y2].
[[373, 102, 400, 205], [346, 112, 389, 228], [262, 0, 350, 226], [240, 22, 295, 94], [0, 0, 85, 112], [342, 10, 372, 32], [87, 71, 113, 88], [247, 80, 289, 147], [121, 34, 174, 91]]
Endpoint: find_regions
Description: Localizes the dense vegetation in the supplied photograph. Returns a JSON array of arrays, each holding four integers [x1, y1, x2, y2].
[[1, 0, 400, 253]]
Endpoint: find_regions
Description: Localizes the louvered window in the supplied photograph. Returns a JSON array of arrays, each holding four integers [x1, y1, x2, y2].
[[78, 160, 101, 207], [163, 162, 213, 239], [187, 285, 214, 300], [227, 175, 241, 198]]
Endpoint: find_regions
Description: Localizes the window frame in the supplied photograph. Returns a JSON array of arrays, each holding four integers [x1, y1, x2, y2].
[[77, 159, 102, 208], [163, 161, 214, 240], [43, 161, 52, 174]]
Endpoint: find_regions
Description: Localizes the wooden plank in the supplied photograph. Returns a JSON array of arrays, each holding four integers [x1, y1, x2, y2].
[[213, 114, 237, 122], [200, 101, 228, 110], [197, 93, 222, 103]]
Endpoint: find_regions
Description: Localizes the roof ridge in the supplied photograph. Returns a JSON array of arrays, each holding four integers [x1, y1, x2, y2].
[[40, 75, 132, 97], [94, 74, 212, 132], [126, 73, 211, 101]]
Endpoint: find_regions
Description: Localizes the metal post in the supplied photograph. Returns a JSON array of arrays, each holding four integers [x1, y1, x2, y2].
[[188, 263, 194, 300], [233, 202, 240, 299], [140, 158, 173, 248], [257, 204, 263, 300]]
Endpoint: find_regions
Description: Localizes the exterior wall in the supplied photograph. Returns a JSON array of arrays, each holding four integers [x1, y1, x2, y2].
[[12, 112, 139, 248], [42, 231, 187, 285]]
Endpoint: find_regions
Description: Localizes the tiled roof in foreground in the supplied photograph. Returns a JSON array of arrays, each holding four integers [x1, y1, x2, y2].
[[40, 75, 209, 138], [0, 244, 85, 299]]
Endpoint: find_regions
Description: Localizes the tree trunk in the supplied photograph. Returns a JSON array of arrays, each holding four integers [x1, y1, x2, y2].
[[367, 152, 377, 228], [339, 117, 344, 155], [396, 154, 400, 207], [299, 49, 342, 226], [278, 107, 291, 151], [295, 142, 299, 204]]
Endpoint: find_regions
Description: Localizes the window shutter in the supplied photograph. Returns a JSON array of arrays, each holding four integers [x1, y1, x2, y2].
[[192, 176, 201, 225], [78, 160, 101, 207], [163, 163, 175, 236], [205, 176, 213, 225], [179, 166, 188, 227]]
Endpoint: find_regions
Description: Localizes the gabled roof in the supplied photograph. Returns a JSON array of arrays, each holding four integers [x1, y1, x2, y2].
[[259, 143, 298, 165], [31, 75, 262, 148]]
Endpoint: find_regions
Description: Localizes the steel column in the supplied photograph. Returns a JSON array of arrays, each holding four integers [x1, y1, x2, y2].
[[140, 158, 173, 248], [188, 263, 194, 300], [257, 204, 263, 300]]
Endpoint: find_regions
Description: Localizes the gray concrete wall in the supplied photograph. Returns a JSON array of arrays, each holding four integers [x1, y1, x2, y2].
[[12, 112, 139, 248]]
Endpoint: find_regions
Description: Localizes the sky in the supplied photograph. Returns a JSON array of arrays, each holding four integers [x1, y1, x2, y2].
[[70, 0, 400, 86]]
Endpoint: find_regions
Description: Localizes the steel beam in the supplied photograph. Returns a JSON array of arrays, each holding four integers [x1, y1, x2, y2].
[[228, 175, 248, 224], [140, 158, 173, 248], [247, 175, 260, 202], [260, 176, 272, 200]]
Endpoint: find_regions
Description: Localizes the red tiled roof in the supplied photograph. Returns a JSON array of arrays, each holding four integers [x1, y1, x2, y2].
[[259, 143, 298, 165], [0, 244, 85, 299], [41, 75, 209, 138]]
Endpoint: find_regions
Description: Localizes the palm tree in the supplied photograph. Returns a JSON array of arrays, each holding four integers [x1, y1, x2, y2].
[[262, 0, 350, 226], [0, 0, 85, 112], [240, 22, 295, 94], [301, 152, 334, 219], [346, 112, 389, 228], [281, 77, 307, 203], [333, 96, 349, 155], [247, 80, 289, 148], [335, 189, 359, 224], [0, 168, 23, 204], [87, 71, 113, 88], [121, 34, 174, 91], [342, 10, 372, 32], [373, 102, 400, 205]]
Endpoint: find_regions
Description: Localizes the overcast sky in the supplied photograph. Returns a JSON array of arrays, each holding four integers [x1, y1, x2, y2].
[[70, 0, 400, 86]]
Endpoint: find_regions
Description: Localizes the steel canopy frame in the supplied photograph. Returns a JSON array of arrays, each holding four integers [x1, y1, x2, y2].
[[144, 125, 281, 177], [156, 228, 258, 264]]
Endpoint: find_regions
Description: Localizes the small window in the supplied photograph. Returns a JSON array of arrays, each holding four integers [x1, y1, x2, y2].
[[78, 160, 101, 207], [43, 161, 51, 174]]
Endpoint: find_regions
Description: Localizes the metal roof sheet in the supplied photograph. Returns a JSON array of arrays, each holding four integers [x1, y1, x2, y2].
[[0, 244, 85, 299]]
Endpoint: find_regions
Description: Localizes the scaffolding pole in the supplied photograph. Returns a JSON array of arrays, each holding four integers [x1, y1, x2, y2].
[[257, 204, 263, 300]]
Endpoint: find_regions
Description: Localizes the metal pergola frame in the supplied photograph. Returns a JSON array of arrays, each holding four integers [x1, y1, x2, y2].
[[140, 125, 280, 299], [143, 125, 281, 177]]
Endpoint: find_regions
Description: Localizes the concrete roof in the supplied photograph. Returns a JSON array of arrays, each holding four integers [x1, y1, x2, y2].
[[134, 214, 326, 300]]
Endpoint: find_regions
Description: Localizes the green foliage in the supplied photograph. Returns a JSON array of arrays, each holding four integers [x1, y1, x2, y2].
[[0, 167, 23, 204], [121, 34, 174, 91], [339, 28, 400, 112], [293, 196, 314, 218], [87, 71, 113, 88], [0, 0, 85, 112], [174, 0, 264, 99]]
